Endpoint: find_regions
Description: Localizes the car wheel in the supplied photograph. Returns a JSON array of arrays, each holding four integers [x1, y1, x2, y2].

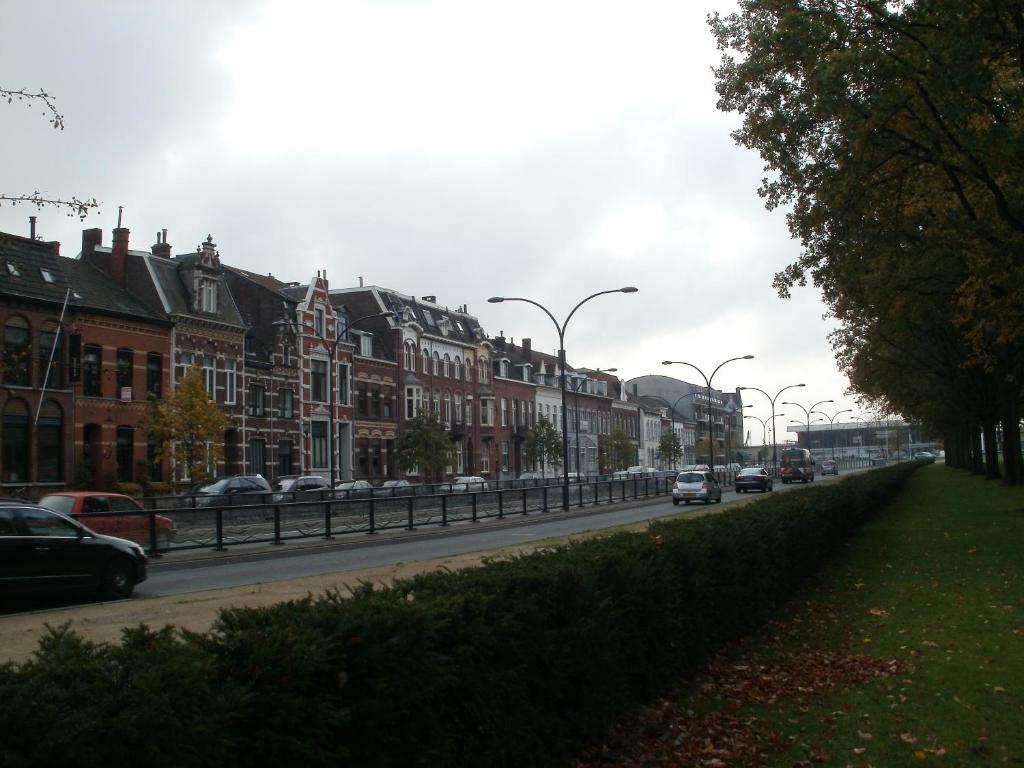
[[704, 498, 711, 505], [101, 558, 137, 600], [672, 498, 679, 506]]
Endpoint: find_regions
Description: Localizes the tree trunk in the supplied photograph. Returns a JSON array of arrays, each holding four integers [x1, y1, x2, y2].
[[1001, 396, 1023, 486], [982, 418, 1002, 480], [970, 426, 985, 475]]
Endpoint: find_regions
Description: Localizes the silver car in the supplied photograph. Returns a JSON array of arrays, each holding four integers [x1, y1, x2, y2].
[[672, 470, 722, 506]]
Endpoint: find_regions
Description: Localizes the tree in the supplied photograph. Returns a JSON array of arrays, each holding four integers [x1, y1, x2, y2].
[[696, 437, 714, 466], [602, 428, 635, 473], [2, 86, 100, 219], [710, 0, 1024, 484], [395, 412, 453, 482], [523, 419, 563, 475], [658, 430, 683, 469], [144, 367, 230, 485]]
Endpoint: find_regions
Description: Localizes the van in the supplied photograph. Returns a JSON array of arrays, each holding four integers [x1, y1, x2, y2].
[[779, 448, 815, 484]]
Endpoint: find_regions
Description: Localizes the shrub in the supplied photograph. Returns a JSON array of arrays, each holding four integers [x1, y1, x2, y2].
[[116, 482, 143, 498]]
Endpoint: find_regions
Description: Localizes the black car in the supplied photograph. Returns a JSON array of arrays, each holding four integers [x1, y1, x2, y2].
[[734, 467, 773, 493], [0, 503, 147, 602], [185, 475, 273, 507]]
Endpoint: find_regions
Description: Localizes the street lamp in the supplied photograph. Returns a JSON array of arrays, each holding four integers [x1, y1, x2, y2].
[[570, 367, 616, 479], [744, 411, 785, 463], [489, 287, 638, 510], [781, 398, 834, 452], [811, 407, 853, 460], [662, 355, 754, 468], [739, 382, 804, 476], [637, 390, 698, 470], [275, 310, 394, 487]]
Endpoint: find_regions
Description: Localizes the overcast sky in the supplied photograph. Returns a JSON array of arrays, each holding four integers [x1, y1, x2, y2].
[[0, 0, 865, 443]]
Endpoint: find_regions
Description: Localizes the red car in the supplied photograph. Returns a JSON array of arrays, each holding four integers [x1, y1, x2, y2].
[[37, 492, 177, 550]]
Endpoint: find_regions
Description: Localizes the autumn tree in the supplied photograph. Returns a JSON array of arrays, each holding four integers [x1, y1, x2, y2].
[[523, 418, 563, 475], [2, 86, 100, 219], [658, 430, 683, 469], [144, 367, 230, 485], [710, 0, 1023, 483], [395, 412, 453, 483]]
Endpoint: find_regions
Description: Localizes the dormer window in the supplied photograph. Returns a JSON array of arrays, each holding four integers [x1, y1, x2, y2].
[[198, 279, 218, 313], [499, 359, 509, 377], [6, 261, 20, 277], [40, 268, 55, 283]]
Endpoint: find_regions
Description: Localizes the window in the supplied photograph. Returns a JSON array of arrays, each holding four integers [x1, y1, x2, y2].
[[480, 399, 492, 427], [480, 448, 490, 473], [278, 439, 293, 477], [359, 334, 373, 357], [38, 324, 64, 389], [37, 407, 63, 482], [501, 398, 508, 427], [443, 391, 451, 423], [116, 426, 134, 482], [248, 438, 266, 476], [405, 386, 421, 419], [478, 359, 488, 384], [311, 359, 327, 402], [455, 443, 464, 474], [249, 383, 265, 416], [176, 351, 194, 381], [146, 353, 162, 398], [314, 307, 325, 337], [202, 355, 215, 398], [199, 280, 218, 313], [224, 359, 236, 404], [404, 342, 415, 371], [465, 396, 473, 426], [3, 317, 31, 386], [432, 351, 440, 376], [280, 388, 293, 418], [432, 389, 440, 415], [83, 344, 102, 396], [500, 360, 509, 377], [382, 387, 392, 419], [443, 354, 450, 377], [422, 348, 430, 374], [338, 363, 350, 405], [114, 348, 133, 396], [453, 356, 461, 380], [311, 421, 327, 468], [502, 442, 509, 472], [2, 404, 29, 482], [454, 393, 463, 424]]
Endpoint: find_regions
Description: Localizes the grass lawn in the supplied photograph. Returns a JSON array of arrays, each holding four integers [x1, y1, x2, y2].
[[575, 465, 1024, 767]]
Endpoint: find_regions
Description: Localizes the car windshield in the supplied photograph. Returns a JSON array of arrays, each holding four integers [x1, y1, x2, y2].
[[275, 479, 297, 492], [197, 479, 231, 493], [677, 472, 705, 483], [737, 469, 762, 477], [37, 495, 75, 515]]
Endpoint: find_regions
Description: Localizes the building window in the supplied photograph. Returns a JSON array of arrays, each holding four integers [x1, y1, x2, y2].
[[3, 317, 31, 386], [359, 334, 373, 357], [311, 421, 327, 468], [480, 448, 490, 473], [115, 348, 133, 397], [405, 386, 422, 419], [248, 438, 266, 476], [176, 351, 194, 381], [422, 348, 430, 374], [465, 396, 473, 426], [39, 324, 64, 389], [116, 426, 134, 483], [202, 356, 215, 398], [278, 439, 293, 477], [382, 387, 392, 419], [432, 352, 440, 376], [338, 363, 350, 405], [146, 353, 162, 399], [37, 406, 63, 482], [454, 393, 463, 424], [443, 391, 451, 424], [501, 442, 509, 472], [311, 359, 327, 402], [147, 435, 162, 482], [314, 307, 325, 338], [280, 388, 293, 418], [501, 398, 508, 427], [225, 359, 236, 404], [83, 344, 102, 396], [404, 342, 415, 371], [443, 354, 451, 377], [2, 405, 29, 482], [455, 443, 464, 474], [453, 356, 461, 380], [249, 383, 265, 416]]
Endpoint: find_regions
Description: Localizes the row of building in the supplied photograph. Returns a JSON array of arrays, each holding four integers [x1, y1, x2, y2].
[[0, 220, 748, 496]]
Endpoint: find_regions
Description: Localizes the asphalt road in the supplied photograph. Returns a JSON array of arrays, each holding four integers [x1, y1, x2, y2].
[[139, 474, 842, 598]]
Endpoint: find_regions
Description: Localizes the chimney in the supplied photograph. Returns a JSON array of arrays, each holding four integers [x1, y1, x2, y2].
[[152, 229, 172, 259], [522, 337, 531, 360], [29, 216, 36, 239], [111, 226, 130, 287], [82, 228, 103, 258], [494, 331, 506, 350]]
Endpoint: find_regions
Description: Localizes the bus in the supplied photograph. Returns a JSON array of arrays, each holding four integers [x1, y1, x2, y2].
[[779, 447, 815, 484]]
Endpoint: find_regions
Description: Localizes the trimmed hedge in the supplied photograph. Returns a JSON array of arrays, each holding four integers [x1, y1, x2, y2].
[[0, 463, 918, 767]]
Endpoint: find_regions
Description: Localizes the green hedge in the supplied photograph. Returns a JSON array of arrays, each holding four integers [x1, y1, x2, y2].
[[0, 463, 918, 768]]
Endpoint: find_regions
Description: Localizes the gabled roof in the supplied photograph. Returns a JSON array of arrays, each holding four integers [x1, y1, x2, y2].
[[366, 288, 485, 345]]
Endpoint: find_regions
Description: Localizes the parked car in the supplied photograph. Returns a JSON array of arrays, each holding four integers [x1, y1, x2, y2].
[[726, 462, 742, 473], [734, 467, 773, 493], [820, 459, 839, 475], [334, 480, 375, 499], [37, 492, 177, 550], [374, 479, 415, 497], [0, 502, 148, 601], [913, 451, 936, 463], [672, 470, 722, 506], [450, 476, 489, 493], [187, 475, 273, 506], [273, 475, 332, 501]]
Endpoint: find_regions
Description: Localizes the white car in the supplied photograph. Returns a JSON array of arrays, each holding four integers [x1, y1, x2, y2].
[[450, 476, 489, 492]]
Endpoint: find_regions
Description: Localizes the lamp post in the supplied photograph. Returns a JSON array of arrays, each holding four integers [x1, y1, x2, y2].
[[811, 407, 853, 460], [744, 411, 785, 464], [489, 288, 638, 510], [570, 367, 616, 479], [662, 355, 754, 468], [275, 310, 394, 487], [781, 398, 834, 453], [849, 415, 872, 459], [637, 391, 697, 470], [739, 383, 804, 477], [788, 417, 823, 448]]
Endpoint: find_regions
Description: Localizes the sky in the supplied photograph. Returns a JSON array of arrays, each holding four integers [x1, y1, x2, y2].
[[0, 0, 865, 444]]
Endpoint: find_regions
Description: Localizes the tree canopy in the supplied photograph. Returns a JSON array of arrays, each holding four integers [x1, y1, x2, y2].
[[524, 419, 563, 474], [394, 412, 453, 482]]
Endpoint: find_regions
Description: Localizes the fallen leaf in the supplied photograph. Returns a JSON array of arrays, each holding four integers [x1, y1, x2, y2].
[[901, 733, 918, 744], [858, 731, 873, 740], [913, 749, 928, 759]]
